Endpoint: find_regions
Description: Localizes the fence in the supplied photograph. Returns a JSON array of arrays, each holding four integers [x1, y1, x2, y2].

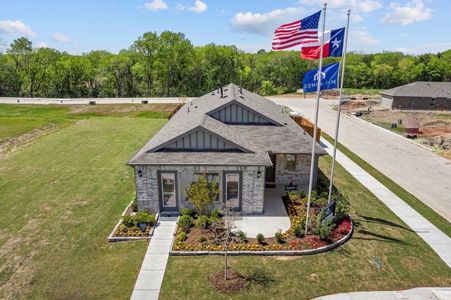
[[290, 115, 321, 142]]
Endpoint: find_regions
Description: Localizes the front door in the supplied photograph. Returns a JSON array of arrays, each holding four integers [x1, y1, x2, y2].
[[159, 171, 178, 211], [224, 172, 241, 211], [265, 154, 276, 183]]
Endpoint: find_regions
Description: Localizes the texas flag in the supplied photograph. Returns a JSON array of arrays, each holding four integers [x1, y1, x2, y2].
[[300, 27, 345, 60]]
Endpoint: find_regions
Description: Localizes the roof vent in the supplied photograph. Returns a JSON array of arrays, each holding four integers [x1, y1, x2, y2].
[[240, 86, 243, 94]]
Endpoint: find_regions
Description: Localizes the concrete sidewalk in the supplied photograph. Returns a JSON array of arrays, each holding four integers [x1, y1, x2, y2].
[[314, 287, 451, 300], [320, 138, 451, 268], [130, 217, 177, 300]]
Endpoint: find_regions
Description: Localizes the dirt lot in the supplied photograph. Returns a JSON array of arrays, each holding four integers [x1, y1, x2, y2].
[[362, 110, 451, 159]]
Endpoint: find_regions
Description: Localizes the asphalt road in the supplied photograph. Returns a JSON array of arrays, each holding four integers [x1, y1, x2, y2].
[[270, 97, 451, 222]]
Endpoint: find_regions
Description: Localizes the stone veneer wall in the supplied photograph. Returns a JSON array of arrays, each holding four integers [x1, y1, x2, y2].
[[134, 165, 265, 215], [274, 154, 317, 187]]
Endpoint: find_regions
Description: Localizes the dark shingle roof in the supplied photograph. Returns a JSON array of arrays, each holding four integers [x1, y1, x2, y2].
[[381, 81, 451, 98], [129, 83, 326, 166]]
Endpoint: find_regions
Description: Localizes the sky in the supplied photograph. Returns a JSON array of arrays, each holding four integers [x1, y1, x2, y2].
[[0, 0, 449, 55]]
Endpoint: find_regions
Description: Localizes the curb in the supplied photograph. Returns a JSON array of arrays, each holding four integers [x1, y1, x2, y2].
[[169, 217, 353, 256]]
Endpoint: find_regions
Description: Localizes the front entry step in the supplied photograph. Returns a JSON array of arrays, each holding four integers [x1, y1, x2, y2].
[[159, 212, 179, 218]]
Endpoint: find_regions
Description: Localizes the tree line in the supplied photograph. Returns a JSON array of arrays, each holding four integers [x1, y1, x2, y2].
[[0, 31, 450, 98]]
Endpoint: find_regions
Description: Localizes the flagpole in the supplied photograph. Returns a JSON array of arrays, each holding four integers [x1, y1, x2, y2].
[[305, 2, 327, 236], [327, 9, 351, 204]]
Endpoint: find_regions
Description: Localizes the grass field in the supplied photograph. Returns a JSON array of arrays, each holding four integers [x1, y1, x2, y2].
[[0, 103, 176, 143], [159, 156, 451, 299], [322, 132, 451, 237], [0, 105, 168, 299]]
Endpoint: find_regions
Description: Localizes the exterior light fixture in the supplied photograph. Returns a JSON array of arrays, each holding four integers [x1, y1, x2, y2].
[[257, 170, 261, 178], [137, 169, 143, 177]]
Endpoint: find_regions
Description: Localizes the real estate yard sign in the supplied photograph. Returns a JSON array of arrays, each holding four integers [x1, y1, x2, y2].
[[322, 201, 336, 224]]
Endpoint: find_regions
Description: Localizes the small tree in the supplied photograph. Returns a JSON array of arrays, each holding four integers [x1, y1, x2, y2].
[[186, 174, 219, 216], [222, 204, 238, 280]]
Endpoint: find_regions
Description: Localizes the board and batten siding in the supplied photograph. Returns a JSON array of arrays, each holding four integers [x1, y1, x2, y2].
[[160, 128, 241, 151], [209, 102, 275, 125]]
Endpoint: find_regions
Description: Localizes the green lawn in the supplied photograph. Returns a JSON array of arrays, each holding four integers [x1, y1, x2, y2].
[[0, 115, 166, 299], [159, 156, 451, 300], [322, 132, 451, 237], [0, 104, 174, 143]]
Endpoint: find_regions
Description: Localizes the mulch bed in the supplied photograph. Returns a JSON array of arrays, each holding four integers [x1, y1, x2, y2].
[[209, 269, 246, 294]]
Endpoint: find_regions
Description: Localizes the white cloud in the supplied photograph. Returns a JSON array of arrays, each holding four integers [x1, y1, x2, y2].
[[351, 29, 379, 45], [144, 0, 168, 11], [393, 42, 451, 55], [51, 33, 71, 43], [351, 13, 364, 23], [0, 20, 36, 37], [36, 42, 48, 48], [299, 0, 382, 13], [231, 7, 305, 36], [178, 0, 208, 13], [382, 0, 432, 26], [0, 41, 6, 53]]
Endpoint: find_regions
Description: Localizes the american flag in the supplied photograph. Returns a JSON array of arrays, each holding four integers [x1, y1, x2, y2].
[[272, 11, 321, 51]]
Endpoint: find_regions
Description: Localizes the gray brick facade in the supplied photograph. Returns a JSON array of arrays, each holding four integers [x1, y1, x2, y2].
[[274, 154, 317, 188], [134, 165, 265, 215]]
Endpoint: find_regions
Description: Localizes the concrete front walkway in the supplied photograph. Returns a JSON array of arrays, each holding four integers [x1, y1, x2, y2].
[[130, 216, 177, 300], [314, 287, 451, 300], [235, 185, 291, 238], [320, 138, 451, 267]]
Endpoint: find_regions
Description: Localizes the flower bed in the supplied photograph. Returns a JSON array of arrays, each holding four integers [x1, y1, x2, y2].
[[171, 191, 353, 254], [108, 200, 157, 242]]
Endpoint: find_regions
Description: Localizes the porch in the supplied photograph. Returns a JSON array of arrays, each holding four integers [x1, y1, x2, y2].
[[234, 184, 299, 238]]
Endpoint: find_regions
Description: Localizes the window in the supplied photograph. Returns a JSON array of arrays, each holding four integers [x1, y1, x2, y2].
[[161, 173, 176, 208], [225, 173, 240, 209], [286, 154, 296, 170]]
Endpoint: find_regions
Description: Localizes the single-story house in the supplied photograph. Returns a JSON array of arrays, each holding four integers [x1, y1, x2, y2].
[[380, 81, 451, 111], [128, 84, 326, 215]]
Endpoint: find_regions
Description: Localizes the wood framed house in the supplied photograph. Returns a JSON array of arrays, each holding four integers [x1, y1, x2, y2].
[[128, 84, 326, 215]]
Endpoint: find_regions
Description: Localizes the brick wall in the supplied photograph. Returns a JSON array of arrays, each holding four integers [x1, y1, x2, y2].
[[274, 154, 316, 188], [133, 165, 265, 215]]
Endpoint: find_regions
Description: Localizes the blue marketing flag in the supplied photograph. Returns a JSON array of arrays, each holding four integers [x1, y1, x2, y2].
[[302, 62, 340, 93]]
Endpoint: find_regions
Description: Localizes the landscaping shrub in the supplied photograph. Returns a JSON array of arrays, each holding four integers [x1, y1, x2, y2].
[[313, 196, 327, 207], [194, 215, 211, 229], [180, 208, 197, 217], [275, 231, 285, 243], [236, 230, 247, 243], [256, 233, 265, 245], [211, 208, 221, 219], [293, 225, 304, 238], [333, 193, 350, 222], [122, 215, 137, 227], [186, 175, 219, 215], [178, 231, 188, 242], [131, 198, 138, 212], [136, 211, 156, 225], [178, 215, 193, 232], [198, 235, 208, 243], [314, 211, 334, 240]]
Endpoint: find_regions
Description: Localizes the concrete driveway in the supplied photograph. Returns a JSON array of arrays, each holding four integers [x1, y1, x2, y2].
[[270, 97, 451, 222]]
